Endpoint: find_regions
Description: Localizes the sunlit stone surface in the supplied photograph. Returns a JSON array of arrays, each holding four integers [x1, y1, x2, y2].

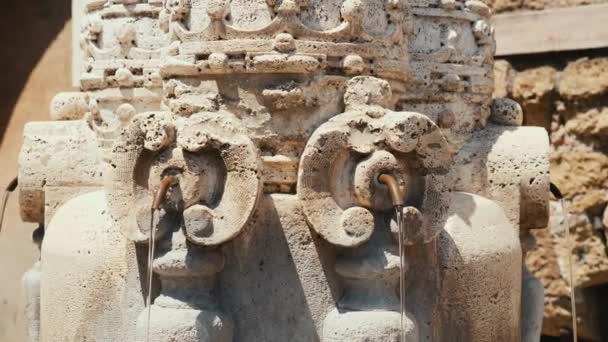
[[18, 0, 549, 341]]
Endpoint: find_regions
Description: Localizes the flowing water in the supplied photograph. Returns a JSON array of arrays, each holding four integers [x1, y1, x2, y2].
[[0, 178, 17, 233], [559, 199, 578, 342], [395, 206, 407, 342], [145, 208, 159, 342], [0, 188, 10, 233]]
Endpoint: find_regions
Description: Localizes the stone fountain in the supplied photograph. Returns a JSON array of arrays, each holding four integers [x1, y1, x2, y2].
[[16, 0, 550, 341]]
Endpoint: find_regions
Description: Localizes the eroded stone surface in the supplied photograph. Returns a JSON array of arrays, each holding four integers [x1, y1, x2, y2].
[[495, 57, 608, 340], [558, 58, 608, 102], [513, 66, 556, 129], [15, 1, 551, 341]]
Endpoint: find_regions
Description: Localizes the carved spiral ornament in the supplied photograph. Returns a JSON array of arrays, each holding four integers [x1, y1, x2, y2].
[[177, 112, 263, 246], [111, 111, 262, 247], [298, 76, 453, 247]]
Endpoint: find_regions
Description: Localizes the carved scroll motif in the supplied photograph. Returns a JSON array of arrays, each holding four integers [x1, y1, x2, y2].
[[298, 76, 453, 248], [107, 110, 262, 245]]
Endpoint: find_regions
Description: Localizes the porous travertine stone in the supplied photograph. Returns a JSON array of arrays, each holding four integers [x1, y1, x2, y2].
[[493, 59, 515, 99], [16, 1, 551, 341], [523, 204, 603, 341], [557, 57, 608, 102], [437, 192, 522, 342], [41, 191, 142, 342], [494, 57, 608, 340], [512, 66, 556, 129]]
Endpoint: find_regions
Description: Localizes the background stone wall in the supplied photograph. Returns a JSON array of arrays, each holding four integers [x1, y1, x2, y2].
[[495, 51, 608, 340]]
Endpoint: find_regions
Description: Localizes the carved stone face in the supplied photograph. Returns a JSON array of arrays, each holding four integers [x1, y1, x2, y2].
[[298, 76, 452, 247]]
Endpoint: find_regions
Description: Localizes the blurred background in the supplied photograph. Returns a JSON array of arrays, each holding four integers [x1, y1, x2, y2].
[[0, 0, 607, 341], [0, 2, 72, 341]]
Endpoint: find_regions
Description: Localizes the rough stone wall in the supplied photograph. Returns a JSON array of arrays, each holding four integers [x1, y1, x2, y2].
[[495, 53, 608, 340]]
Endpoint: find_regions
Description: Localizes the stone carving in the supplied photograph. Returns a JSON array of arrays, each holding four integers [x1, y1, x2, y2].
[[299, 76, 452, 247], [112, 111, 262, 340], [299, 76, 452, 341], [160, 0, 408, 80], [15, 0, 551, 341]]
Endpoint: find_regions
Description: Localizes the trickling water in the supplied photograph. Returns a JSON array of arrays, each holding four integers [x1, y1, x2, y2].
[[145, 208, 159, 342], [0, 178, 18, 233], [559, 199, 578, 342], [395, 206, 406, 342], [0, 188, 10, 233]]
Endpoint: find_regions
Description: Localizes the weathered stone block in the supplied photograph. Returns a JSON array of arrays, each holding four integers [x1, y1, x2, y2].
[[558, 57, 608, 101]]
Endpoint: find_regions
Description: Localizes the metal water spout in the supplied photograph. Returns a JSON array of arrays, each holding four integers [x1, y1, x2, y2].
[[378, 174, 404, 208], [152, 175, 178, 210], [0, 177, 18, 233], [146, 174, 179, 342], [550, 182, 578, 342], [378, 172, 407, 342], [550, 182, 564, 200]]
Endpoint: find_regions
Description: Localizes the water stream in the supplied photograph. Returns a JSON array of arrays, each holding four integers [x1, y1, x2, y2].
[[0, 188, 9, 233], [551, 182, 578, 341], [145, 208, 159, 342], [395, 206, 406, 342], [0, 178, 18, 233], [559, 199, 578, 342]]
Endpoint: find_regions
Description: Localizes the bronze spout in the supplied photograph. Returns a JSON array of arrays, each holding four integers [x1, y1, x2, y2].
[[7, 177, 17, 192], [378, 174, 404, 208], [550, 182, 564, 200], [0, 177, 18, 233], [152, 175, 178, 210]]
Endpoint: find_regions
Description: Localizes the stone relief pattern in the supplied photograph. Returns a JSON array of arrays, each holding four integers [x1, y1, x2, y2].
[[160, 0, 410, 81], [15, 0, 554, 341], [401, 0, 496, 149], [298, 76, 452, 341], [107, 110, 262, 341], [298, 76, 452, 248]]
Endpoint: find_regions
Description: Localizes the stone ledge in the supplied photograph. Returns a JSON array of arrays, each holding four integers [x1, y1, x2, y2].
[[493, 4, 608, 56]]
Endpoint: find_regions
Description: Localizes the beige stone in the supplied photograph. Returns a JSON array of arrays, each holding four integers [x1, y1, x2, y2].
[[491, 0, 524, 12], [558, 57, 608, 101], [493, 56, 608, 340], [488, 0, 608, 12], [12, 1, 551, 341], [493, 59, 514, 99], [565, 106, 608, 139], [526, 226, 601, 340], [551, 148, 608, 213], [0, 3, 74, 341], [512, 66, 556, 129], [530, 202, 608, 340]]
